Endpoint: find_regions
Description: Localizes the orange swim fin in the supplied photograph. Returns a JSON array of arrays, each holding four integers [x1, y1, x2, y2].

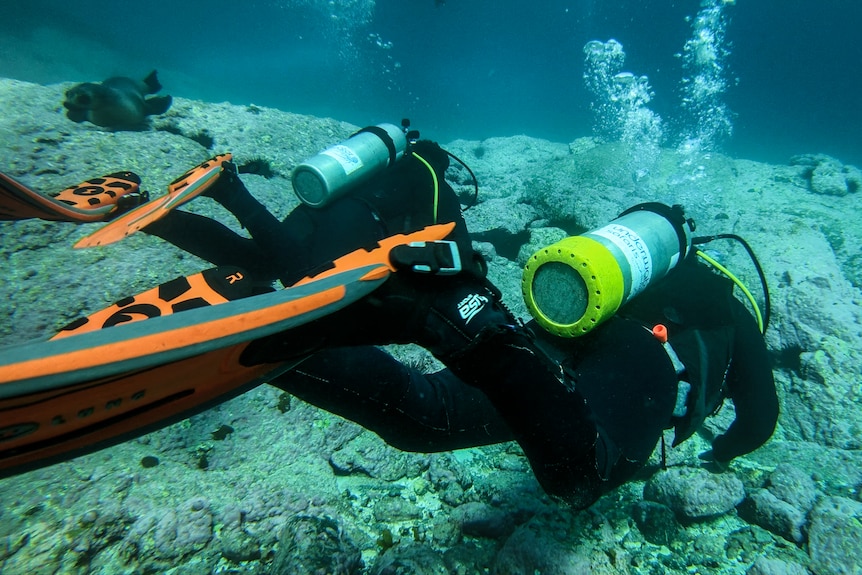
[[0, 222, 455, 478], [74, 153, 232, 248], [0, 171, 144, 222], [51, 265, 252, 340], [0, 263, 386, 478]]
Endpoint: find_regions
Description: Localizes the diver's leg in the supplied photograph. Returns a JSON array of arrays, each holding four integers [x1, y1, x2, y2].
[[146, 162, 311, 281], [205, 163, 309, 274], [270, 347, 513, 452], [247, 272, 605, 505], [143, 210, 274, 276]]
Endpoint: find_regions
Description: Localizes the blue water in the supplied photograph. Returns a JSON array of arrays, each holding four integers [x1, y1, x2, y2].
[[1, 0, 860, 165]]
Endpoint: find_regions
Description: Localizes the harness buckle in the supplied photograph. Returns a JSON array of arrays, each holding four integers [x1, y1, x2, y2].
[[390, 240, 462, 275]]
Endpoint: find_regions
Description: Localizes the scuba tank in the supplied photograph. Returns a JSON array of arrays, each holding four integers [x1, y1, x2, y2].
[[522, 203, 695, 337], [292, 123, 408, 207]]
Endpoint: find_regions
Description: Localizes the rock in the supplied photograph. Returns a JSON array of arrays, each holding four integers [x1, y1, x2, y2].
[[492, 522, 592, 575], [725, 526, 781, 564], [747, 556, 810, 575], [464, 196, 538, 236], [329, 433, 428, 481], [742, 489, 807, 544], [218, 527, 261, 562], [810, 160, 849, 196], [791, 153, 859, 196], [742, 442, 862, 512], [844, 164, 862, 193], [373, 495, 423, 522], [0, 520, 72, 574], [517, 226, 569, 266], [807, 496, 862, 575], [789, 153, 828, 167], [631, 500, 683, 546], [454, 502, 515, 540], [764, 464, 820, 514], [643, 467, 745, 520], [153, 497, 213, 559], [445, 135, 571, 202], [742, 464, 820, 544], [443, 542, 499, 575], [369, 541, 449, 575], [427, 454, 474, 496], [271, 514, 362, 575]]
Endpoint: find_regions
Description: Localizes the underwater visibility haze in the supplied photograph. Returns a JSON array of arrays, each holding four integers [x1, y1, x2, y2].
[[2, 1, 862, 574], [0, 0, 860, 164]]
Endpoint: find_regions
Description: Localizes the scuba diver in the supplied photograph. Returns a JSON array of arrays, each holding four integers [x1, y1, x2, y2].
[[138, 123, 778, 509]]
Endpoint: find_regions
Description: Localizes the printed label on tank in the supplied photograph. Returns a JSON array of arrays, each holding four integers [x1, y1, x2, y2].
[[591, 224, 652, 296], [322, 144, 364, 175]]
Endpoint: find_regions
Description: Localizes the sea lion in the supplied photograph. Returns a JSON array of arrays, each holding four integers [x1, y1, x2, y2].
[[63, 70, 172, 129]]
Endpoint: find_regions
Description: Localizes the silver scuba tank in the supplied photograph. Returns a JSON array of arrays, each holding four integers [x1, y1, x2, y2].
[[292, 123, 408, 207]]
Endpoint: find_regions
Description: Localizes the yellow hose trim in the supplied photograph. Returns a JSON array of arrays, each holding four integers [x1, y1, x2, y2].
[[412, 151, 439, 224], [696, 249, 764, 334], [522, 235, 625, 337]]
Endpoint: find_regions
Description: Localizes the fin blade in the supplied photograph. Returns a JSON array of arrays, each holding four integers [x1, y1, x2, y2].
[[0, 264, 387, 391], [74, 153, 231, 248], [0, 346, 295, 479], [0, 222, 455, 476], [0, 171, 141, 223], [0, 264, 388, 478], [51, 265, 250, 340]]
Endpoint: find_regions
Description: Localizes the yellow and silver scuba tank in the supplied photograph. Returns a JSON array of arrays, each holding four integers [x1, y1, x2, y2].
[[522, 203, 695, 337]]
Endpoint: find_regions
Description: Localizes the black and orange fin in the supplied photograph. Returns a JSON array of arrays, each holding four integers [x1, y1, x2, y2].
[[0, 171, 144, 223], [53, 265, 254, 340], [74, 153, 232, 249], [0, 222, 455, 478], [291, 221, 456, 286], [0, 263, 386, 478]]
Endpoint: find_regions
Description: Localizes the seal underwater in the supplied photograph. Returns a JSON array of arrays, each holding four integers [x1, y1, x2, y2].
[[63, 70, 173, 129]]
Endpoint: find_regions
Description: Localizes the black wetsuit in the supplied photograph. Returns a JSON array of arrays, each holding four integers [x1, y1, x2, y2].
[[146, 140, 778, 508]]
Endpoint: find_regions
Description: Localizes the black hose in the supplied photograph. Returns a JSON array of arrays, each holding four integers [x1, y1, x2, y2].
[[444, 150, 479, 209], [693, 233, 771, 332]]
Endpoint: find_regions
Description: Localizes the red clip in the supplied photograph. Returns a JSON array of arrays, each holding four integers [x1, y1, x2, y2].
[[652, 324, 668, 343]]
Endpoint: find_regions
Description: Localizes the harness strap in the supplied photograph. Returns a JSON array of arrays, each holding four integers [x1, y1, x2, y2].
[[357, 125, 398, 167], [651, 324, 693, 421], [390, 240, 462, 275]]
